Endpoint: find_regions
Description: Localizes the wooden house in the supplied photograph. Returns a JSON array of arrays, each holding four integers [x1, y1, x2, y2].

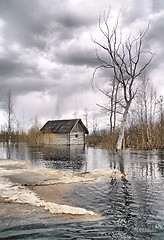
[[40, 119, 89, 145]]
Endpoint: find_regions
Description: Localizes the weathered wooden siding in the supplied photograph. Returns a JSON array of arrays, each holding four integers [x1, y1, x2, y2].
[[41, 122, 87, 145], [42, 133, 69, 145], [70, 132, 85, 145], [70, 122, 85, 145]]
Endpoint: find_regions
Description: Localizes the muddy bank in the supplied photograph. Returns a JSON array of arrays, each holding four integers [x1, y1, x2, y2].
[[0, 159, 125, 219]]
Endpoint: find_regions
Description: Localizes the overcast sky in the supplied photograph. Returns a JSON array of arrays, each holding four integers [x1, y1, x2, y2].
[[0, 0, 164, 130]]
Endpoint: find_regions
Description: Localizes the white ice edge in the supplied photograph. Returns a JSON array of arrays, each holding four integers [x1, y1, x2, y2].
[[0, 160, 123, 216], [0, 176, 95, 216]]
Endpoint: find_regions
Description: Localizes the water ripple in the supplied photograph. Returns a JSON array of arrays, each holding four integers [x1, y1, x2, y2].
[[0, 145, 164, 239]]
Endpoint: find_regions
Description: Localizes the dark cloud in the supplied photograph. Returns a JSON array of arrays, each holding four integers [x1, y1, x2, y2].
[[0, 58, 26, 78], [0, 0, 97, 50], [0, 0, 163, 127], [0, 49, 42, 83], [55, 46, 97, 67], [55, 11, 96, 29], [0, 0, 50, 49], [0, 74, 58, 104], [141, 12, 164, 73]]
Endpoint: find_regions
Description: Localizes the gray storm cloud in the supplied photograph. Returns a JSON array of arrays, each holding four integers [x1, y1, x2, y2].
[[0, 0, 163, 127]]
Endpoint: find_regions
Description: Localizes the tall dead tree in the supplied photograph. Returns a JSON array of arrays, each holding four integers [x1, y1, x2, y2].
[[92, 12, 154, 150], [83, 107, 89, 129], [96, 77, 120, 132], [4, 91, 14, 144]]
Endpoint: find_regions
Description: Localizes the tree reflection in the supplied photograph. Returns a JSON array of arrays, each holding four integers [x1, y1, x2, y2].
[[6, 143, 11, 159], [157, 150, 164, 177], [108, 150, 160, 238]]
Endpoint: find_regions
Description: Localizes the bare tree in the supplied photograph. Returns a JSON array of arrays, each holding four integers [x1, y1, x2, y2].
[[92, 12, 154, 150], [28, 115, 42, 145], [158, 96, 164, 125], [129, 77, 158, 149], [96, 77, 121, 132], [4, 91, 14, 144], [83, 107, 89, 129], [73, 111, 78, 119], [90, 113, 99, 134], [157, 95, 164, 148]]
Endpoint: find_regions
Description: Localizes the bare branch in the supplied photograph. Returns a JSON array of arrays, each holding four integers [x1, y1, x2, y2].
[[92, 11, 154, 149]]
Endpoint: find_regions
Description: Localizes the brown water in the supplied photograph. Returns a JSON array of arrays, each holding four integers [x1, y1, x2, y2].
[[0, 143, 164, 239]]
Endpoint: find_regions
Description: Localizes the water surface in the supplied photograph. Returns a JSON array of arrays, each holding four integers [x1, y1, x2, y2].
[[0, 143, 164, 239]]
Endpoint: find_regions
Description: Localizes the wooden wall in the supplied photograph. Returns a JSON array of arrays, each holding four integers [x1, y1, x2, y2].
[[70, 132, 85, 145], [70, 122, 85, 145], [42, 133, 69, 145], [41, 122, 86, 145]]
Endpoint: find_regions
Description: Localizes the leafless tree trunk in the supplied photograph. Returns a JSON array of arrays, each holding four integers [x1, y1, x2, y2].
[[92, 12, 154, 150], [90, 113, 99, 134], [116, 100, 131, 150], [28, 115, 42, 146], [73, 111, 78, 119], [96, 77, 120, 132], [4, 91, 14, 144], [158, 96, 164, 125], [157, 95, 164, 148], [127, 78, 160, 149], [83, 107, 88, 129]]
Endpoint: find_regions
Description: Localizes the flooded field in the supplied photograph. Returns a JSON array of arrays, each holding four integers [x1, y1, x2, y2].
[[0, 143, 164, 239]]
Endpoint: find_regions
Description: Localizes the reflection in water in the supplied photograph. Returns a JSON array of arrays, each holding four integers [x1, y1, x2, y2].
[[29, 145, 86, 172], [157, 150, 164, 177], [7, 143, 11, 159], [0, 143, 164, 239], [0, 143, 86, 173], [117, 152, 125, 174]]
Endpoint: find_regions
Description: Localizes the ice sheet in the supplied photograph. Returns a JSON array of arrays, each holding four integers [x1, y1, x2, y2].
[[0, 159, 124, 217]]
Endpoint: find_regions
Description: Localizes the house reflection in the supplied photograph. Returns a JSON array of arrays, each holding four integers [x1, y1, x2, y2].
[[157, 150, 164, 177], [28, 145, 86, 173]]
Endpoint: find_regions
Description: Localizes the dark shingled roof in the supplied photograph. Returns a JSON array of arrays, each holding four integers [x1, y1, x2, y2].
[[40, 119, 89, 134]]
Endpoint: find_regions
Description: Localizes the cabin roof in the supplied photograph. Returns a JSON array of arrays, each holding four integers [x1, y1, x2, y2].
[[40, 119, 89, 134]]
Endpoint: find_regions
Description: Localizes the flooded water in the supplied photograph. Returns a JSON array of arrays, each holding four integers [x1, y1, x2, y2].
[[0, 142, 164, 239]]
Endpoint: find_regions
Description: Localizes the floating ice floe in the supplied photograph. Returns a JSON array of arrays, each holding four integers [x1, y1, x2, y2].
[[0, 174, 95, 216], [0, 159, 124, 217]]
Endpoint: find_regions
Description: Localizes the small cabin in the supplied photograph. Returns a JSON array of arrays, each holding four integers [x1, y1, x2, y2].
[[40, 119, 89, 145]]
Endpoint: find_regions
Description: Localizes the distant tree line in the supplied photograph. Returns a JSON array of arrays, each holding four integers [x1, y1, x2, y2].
[[0, 81, 163, 150], [0, 94, 43, 146]]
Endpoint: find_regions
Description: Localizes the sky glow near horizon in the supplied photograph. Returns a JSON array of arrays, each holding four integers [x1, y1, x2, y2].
[[0, 0, 164, 131]]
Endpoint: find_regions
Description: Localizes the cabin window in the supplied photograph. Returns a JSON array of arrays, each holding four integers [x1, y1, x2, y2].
[[75, 134, 78, 138]]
